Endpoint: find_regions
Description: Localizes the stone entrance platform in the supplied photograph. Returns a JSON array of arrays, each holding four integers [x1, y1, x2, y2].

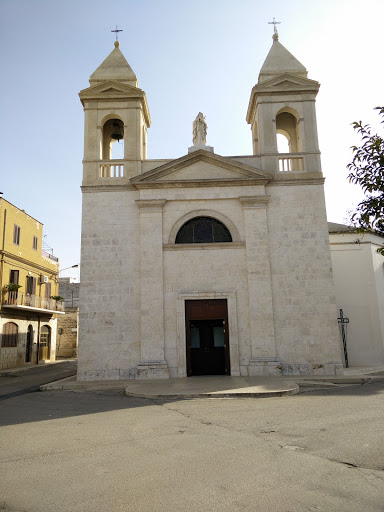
[[124, 376, 299, 398], [40, 366, 384, 397], [41, 375, 299, 397]]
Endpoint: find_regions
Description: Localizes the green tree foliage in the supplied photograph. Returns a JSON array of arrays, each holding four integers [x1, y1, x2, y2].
[[347, 107, 384, 254]]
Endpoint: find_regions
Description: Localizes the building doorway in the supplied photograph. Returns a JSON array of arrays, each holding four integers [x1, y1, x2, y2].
[[39, 325, 51, 361], [185, 299, 230, 376], [25, 325, 33, 363]]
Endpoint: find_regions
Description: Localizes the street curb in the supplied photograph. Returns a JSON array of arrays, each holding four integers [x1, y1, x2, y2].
[[124, 388, 299, 399]]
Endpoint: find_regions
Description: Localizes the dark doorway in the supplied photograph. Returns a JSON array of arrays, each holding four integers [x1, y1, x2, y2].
[[185, 299, 230, 376], [26, 325, 33, 363]]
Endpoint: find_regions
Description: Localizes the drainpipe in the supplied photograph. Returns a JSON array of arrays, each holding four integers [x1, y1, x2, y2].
[[0, 208, 7, 308]]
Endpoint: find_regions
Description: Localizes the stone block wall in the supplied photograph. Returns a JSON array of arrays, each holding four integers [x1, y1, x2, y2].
[[78, 176, 343, 380], [57, 307, 78, 358]]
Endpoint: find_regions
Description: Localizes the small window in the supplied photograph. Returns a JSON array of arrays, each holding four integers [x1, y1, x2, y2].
[[33, 236, 38, 251], [45, 282, 51, 300], [175, 217, 232, 244], [2, 322, 18, 347], [26, 276, 36, 295], [13, 224, 20, 246], [10, 270, 19, 285]]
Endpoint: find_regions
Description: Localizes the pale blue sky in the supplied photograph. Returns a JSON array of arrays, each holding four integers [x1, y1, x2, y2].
[[1, 0, 383, 279]]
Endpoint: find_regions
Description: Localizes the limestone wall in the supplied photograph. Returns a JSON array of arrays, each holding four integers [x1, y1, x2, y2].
[[57, 307, 78, 358], [78, 178, 342, 380], [78, 189, 141, 380], [267, 184, 342, 374]]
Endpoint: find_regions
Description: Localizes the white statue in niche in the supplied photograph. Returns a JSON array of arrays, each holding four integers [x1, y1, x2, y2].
[[193, 112, 207, 146]]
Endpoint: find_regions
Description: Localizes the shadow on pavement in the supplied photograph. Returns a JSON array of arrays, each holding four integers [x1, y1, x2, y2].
[[0, 380, 383, 428]]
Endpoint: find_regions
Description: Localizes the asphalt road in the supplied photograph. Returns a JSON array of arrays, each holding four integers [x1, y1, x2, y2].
[[0, 360, 77, 400], [0, 376, 383, 512]]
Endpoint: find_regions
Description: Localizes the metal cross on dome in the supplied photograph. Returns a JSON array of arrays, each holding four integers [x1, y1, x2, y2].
[[111, 25, 123, 41], [268, 17, 281, 34]]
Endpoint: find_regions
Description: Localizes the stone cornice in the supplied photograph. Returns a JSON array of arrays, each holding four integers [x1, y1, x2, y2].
[[163, 242, 245, 251], [1, 251, 59, 275], [239, 196, 270, 208], [136, 199, 167, 211], [269, 174, 325, 186], [131, 178, 270, 189], [81, 184, 136, 193]]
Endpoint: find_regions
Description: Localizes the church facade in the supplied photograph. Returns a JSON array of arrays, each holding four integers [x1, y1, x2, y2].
[[77, 34, 343, 381]]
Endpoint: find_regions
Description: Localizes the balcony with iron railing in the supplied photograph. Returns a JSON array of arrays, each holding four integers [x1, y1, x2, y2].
[[3, 292, 65, 314]]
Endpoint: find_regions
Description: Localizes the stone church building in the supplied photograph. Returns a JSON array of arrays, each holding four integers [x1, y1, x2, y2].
[[77, 33, 343, 381]]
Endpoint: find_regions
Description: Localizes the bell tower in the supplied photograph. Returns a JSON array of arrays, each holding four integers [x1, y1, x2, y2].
[[79, 41, 151, 185], [246, 31, 321, 174]]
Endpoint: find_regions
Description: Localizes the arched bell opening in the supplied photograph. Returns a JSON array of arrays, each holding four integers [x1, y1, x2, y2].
[[102, 118, 124, 160], [276, 111, 301, 153]]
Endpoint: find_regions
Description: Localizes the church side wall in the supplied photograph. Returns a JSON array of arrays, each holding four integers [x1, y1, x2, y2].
[[267, 183, 343, 375], [78, 190, 141, 380]]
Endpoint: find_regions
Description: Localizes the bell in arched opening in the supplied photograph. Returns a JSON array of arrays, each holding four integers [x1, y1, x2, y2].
[[111, 119, 124, 141], [102, 118, 125, 159]]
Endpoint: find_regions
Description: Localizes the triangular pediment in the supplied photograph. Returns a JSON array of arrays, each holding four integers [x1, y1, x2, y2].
[[255, 73, 320, 91], [131, 150, 273, 189], [246, 73, 320, 122], [79, 80, 144, 100]]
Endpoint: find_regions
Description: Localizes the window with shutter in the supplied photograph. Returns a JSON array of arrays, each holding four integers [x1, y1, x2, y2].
[[26, 276, 36, 295], [33, 236, 38, 251], [2, 322, 18, 347], [45, 282, 51, 300], [10, 270, 19, 284], [13, 225, 20, 245]]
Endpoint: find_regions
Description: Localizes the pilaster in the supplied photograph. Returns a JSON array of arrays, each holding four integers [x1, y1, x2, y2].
[[240, 196, 279, 376], [136, 199, 169, 379]]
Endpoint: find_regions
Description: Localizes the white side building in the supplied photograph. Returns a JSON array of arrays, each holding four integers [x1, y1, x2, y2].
[[329, 223, 384, 366]]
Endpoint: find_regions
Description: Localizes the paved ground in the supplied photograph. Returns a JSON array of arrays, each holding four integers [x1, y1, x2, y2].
[[0, 360, 77, 400], [0, 368, 383, 512]]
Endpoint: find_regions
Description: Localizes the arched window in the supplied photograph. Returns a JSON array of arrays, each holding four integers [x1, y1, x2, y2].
[[175, 217, 232, 244], [2, 322, 18, 347]]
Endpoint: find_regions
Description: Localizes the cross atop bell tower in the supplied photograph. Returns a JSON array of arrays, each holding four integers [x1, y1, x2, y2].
[[111, 25, 123, 41], [268, 17, 281, 40]]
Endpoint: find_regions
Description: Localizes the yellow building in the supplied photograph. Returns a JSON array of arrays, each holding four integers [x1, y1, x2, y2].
[[0, 197, 64, 369]]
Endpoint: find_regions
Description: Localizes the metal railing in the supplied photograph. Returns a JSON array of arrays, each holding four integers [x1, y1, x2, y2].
[[42, 250, 59, 262], [100, 162, 124, 178], [4, 292, 65, 312]]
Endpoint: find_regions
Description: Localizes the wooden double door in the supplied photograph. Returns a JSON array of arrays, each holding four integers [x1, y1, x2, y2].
[[185, 299, 230, 376]]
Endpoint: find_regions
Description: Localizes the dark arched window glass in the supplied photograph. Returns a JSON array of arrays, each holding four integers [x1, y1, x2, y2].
[[175, 217, 232, 244]]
